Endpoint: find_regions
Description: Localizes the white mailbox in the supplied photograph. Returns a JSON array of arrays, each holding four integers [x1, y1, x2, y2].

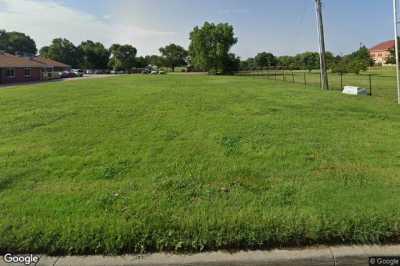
[[342, 86, 369, 96]]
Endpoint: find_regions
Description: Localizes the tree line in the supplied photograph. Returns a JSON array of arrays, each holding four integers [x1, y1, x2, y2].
[[240, 47, 374, 75], [0, 24, 375, 74], [39, 39, 189, 71], [0, 30, 188, 71]]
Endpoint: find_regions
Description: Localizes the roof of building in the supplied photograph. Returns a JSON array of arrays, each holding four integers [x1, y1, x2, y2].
[[32, 56, 70, 68], [0, 52, 70, 68], [370, 40, 395, 52], [0, 52, 47, 68]]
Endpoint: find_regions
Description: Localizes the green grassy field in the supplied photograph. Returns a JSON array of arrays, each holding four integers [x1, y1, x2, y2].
[[367, 66, 397, 77], [1, 74, 400, 255]]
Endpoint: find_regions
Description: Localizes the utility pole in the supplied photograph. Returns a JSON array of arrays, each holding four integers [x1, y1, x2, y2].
[[315, 0, 329, 90], [393, 0, 400, 104]]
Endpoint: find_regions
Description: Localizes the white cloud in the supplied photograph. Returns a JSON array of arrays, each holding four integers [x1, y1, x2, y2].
[[0, 0, 176, 55]]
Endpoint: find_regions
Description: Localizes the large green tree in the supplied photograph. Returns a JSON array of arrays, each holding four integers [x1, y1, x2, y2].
[[108, 44, 137, 71], [223, 53, 241, 73], [350, 46, 374, 67], [240, 58, 256, 71], [0, 30, 37, 55], [277, 56, 298, 70], [39, 46, 50, 57], [145, 55, 164, 67], [135, 56, 149, 68], [385, 38, 400, 64], [41, 38, 81, 68], [296, 52, 320, 72], [331, 46, 374, 75], [78, 41, 110, 70], [159, 43, 188, 72], [325, 52, 336, 69], [386, 49, 397, 65], [189, 22, 237, 74], [255, 52, 277, 68]]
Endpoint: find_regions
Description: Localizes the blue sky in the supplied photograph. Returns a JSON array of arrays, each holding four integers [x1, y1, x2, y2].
[[0, 0, 395, 58]]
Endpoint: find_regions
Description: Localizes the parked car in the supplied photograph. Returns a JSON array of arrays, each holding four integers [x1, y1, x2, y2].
[[72, 69, 84, 77], [142, 68, 151, 74], [85, 69, 94, 74], [60, 71, 76, 78], [110, 70, 126, 74], [149, 69, 166, 75]]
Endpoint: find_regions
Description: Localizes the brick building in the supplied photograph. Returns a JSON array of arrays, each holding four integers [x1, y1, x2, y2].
[[369, 40, 395, 65], [0, 52, 70, 84]]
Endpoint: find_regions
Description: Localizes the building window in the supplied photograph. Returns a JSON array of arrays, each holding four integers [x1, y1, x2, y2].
[[24, 68, 31, 78], [6, 68, 15, 78]]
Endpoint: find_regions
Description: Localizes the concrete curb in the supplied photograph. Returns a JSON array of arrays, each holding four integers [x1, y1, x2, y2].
[[1, 245, 400, 266]]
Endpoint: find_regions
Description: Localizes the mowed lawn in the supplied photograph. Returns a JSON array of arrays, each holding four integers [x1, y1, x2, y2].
[[1, 74, 400, 255]]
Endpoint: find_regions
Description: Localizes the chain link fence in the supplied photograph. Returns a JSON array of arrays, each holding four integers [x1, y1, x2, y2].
[[235, 70, 397, 102]]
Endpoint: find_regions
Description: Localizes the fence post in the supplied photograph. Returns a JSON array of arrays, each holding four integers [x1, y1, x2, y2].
[[319, 72, 322, 88], [283, 70, 286, 81], [275, 71, 277, 80], [304, 72, 307, 88], [369, 74, 372, 96], [340, 72, 343, 90], [292, 72, 295, 83]]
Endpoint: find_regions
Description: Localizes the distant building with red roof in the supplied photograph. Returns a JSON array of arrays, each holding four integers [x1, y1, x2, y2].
[[369, 40, 395, 65]]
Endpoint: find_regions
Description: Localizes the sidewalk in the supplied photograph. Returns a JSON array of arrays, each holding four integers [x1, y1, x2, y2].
[[1, 245, 400, 266]]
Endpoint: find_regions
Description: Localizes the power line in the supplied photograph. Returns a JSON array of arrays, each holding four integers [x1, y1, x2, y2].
[[297, 0, 309, 26]]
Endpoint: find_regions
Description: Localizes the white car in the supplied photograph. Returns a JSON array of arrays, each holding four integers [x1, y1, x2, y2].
[[72, 69, 84, 77]]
